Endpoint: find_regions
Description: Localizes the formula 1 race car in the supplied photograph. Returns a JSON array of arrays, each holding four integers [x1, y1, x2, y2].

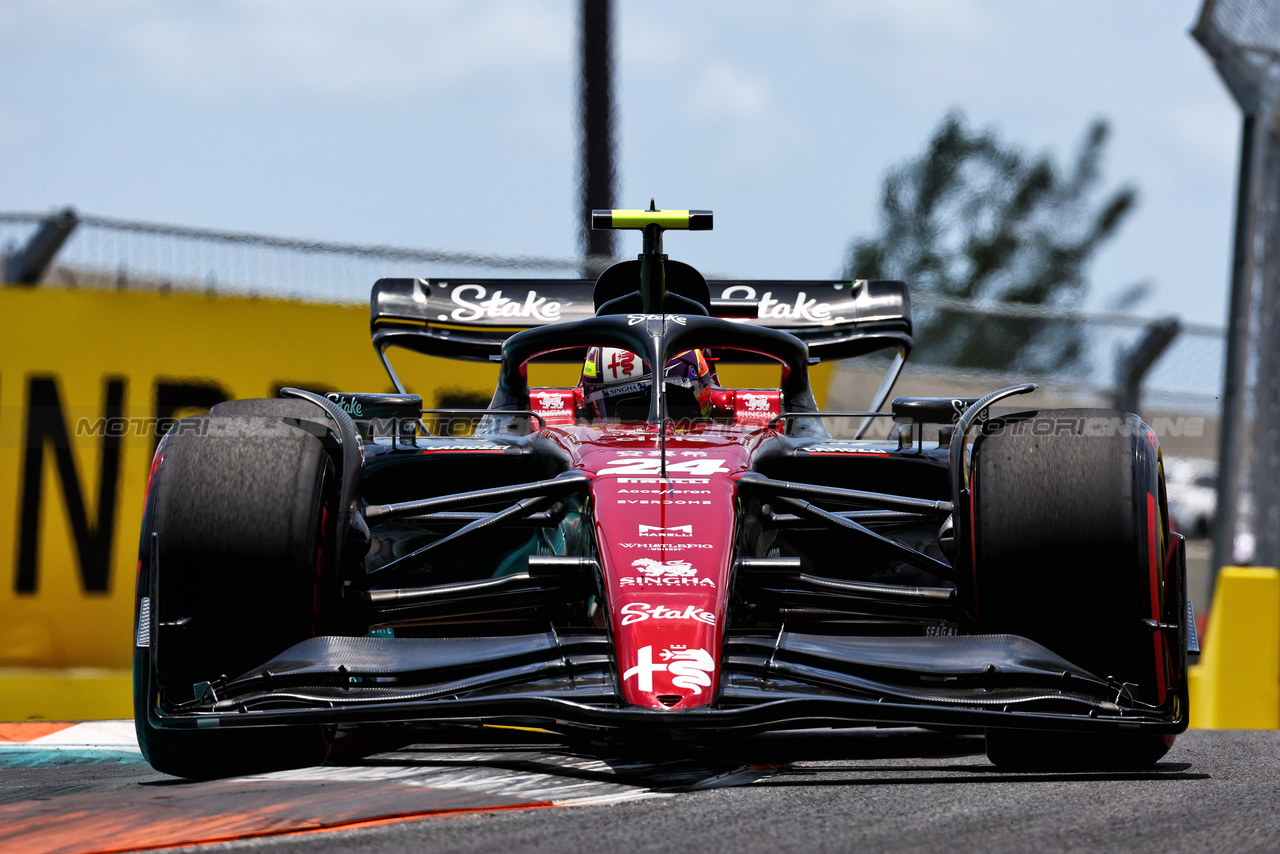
[[133, 208, 1194, 779]]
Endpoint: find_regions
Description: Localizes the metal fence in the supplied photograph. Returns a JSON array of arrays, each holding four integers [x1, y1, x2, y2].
[[0, 210, 592, 303], [1194, 0, 1280, 569], [909, 293, 1225, 414], [1, 208, 1226, 418]]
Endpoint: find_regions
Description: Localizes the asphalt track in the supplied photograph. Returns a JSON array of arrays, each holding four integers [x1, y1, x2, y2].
[[1, 723, 1277, 854]]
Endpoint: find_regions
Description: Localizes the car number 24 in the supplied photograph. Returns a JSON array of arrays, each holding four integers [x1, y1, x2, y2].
[[600, 458, 730, 476]]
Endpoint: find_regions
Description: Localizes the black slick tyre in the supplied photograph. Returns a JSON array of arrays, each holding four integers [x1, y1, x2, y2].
[[966, 408, 1176, 770], [133, 413, 336, 779]]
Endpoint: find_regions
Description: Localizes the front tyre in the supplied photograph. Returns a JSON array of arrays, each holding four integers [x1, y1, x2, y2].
[[133, 413, 335, 779], [966, 409, 1180, 770]]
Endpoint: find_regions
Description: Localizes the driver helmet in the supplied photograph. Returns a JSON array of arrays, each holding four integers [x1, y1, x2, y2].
[[580, 347, 716, 421]]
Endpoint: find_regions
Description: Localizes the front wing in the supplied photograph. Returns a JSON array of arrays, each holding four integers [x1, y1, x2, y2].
[[137, 630, 1187, 740]]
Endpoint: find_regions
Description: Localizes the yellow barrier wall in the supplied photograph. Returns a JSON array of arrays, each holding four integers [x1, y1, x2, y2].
[[1188, 566, 1280, 729], [0, 286, 832, 716], [0, 288, 514, 674]]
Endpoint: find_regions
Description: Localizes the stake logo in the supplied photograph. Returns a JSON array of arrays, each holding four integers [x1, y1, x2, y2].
[[623, 645, 716, 694], [446, 284, 564, 322], [626, 314, 687, 326], [718, 285, 847, 325], [619, 602, 717, 626], [952, 398, 988, 423], [325, 394, 363, 416]]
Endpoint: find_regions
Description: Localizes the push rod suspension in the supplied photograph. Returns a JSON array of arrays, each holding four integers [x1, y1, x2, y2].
[[774, 496, 954, 579], [364, 472, 589, 522], [738, 472, 952, 515], [367, 495, 555, 579]]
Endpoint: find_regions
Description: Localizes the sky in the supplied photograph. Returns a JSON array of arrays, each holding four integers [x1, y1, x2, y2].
[[0, 0, 1241, 324]]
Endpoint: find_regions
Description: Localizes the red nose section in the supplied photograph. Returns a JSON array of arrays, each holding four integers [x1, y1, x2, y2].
[[585, 436, 746, 710]]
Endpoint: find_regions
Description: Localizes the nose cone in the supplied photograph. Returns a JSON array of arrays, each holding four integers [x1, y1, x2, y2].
[[586, 444, 743, 709]]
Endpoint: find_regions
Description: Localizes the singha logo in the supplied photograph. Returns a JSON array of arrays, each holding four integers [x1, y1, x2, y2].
[[631, 558, 696, 577], [534, 392, 568, 410]]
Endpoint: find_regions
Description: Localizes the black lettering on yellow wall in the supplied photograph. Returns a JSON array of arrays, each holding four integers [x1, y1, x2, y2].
[[16, 375, 126, 594], [153, 378, 229, 455]]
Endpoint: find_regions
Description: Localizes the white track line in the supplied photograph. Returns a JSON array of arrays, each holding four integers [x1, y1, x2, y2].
[[7, 721, 140, 751]]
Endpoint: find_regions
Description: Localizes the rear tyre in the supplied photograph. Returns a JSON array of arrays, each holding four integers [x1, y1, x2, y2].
[[134, 413, 336, 779], [967, 409, 1176, 770]]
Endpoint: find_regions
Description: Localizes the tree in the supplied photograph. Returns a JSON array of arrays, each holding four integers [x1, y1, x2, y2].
[[844, 113, 1137, 373]]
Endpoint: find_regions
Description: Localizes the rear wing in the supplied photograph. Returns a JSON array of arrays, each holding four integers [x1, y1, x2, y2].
[[370, 277, 912, 363]]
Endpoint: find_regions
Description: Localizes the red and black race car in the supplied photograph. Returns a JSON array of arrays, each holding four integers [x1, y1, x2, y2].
[[133, 208, 1194, 779]]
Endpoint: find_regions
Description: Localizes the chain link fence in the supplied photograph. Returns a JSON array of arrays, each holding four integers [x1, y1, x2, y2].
[[909, 294, 1224, 414], [0, 210, 594, 302], [2, 207, 1225, 424]]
